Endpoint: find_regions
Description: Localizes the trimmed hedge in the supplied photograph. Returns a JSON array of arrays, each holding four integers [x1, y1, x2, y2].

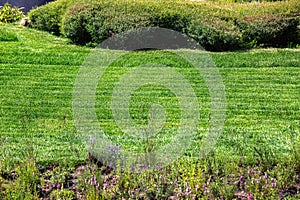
[[28, 0, 300, 51], [28, 0, 75, 35], [237, 15, 300, 47]]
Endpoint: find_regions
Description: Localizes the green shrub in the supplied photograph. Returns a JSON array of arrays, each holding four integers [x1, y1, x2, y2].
[[28, 0, 75, 35], [63, 0, 240, 50], [0, 3, 24, 23], [237, 15, 300, 48], [186, 18, 243, 51], [62, 1, 153, 46], [31, 0, 300, 51]]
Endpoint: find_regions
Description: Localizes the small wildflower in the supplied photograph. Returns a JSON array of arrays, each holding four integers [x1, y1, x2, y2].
[[257, 179, 261, 184], [279, 191, 283, 199], [271, 178, 277, 182], [204, 188, 210, 194], [130, 165, 135, 172], [272, 182, 276, 187], [247, 193, 253, 200], [249, 168, 254, 174], [195, 185, 199, 192], [239, 176, 243, 182], [57, 183, 61, 190], [185, 190, 192, 196], [264, 173, 268, 179], [103, 183, 107, 190]]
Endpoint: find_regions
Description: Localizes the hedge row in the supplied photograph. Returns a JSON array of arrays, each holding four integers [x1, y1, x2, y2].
[[28, 0, 300, 51]]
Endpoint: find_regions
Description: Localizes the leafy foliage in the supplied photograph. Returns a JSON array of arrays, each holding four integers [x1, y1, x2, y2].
[[27, 0, 300, 51], [0, 3, 24, 23], [28, 0, 75, 35]]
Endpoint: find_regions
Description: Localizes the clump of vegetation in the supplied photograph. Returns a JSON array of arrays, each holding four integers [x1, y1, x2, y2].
[[28, 0, 300, 51], [0, 28, 18, 41], [0, 3, 24, 23], [3, 158, 42, 200], [28, 0, 75, 35], [50, 189, 75, 200]]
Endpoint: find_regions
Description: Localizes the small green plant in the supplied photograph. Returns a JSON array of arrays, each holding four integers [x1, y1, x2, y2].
[[50, 189, 75, 200], [4, 157, 42, 200], [0, 3, 24, 23]]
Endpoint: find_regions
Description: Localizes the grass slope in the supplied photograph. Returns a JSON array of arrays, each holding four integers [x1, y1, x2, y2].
[[0, 23, 300, 172]]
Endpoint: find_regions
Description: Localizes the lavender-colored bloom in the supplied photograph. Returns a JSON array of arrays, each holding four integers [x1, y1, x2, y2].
[[185, 190, 192, 196], [130, 165, 135, 172], [174, 178, 178, 185], [247, 193, 253, 200], [57, 183, 61, 190], [239, 176, 243, 182], [103, 183, 108, 190], [249, 168, 254, 174], [271, 178, 277, 182], [279, 191, 283, 199], [156, 165, 163, 170], [195, 185, 199, 192], [272, 182, 276, 187], [204, 188, 210, 194], [257, 179, 261, 184], [264, 173, 268, 179]]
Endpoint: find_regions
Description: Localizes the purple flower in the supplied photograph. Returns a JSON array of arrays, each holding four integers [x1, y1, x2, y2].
[[257, 179, 261, 184], [272, 182, 276, 187], [174, 178, 178, 185], [249, 168, 254, 174], [195, 185, 199, 192], [239, 176, 243, 182], [271, 178, 277, 182], [279, 191, 283, 199], [103, 183, 108, 190], [204, 188, 210, 194], [247, 193, 253, 200], [57, 183, 61, 190], [185, 190, 192, 196], [156, 165, 162, 170], [130, 165, 135, 172], [264, 173, 268, 179]]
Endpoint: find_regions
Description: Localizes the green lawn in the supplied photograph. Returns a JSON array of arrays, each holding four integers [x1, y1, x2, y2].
[[1, 23, 300, 169]]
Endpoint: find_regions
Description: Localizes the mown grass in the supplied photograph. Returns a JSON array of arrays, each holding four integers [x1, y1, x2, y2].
[[0, 23, 300, 199]]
